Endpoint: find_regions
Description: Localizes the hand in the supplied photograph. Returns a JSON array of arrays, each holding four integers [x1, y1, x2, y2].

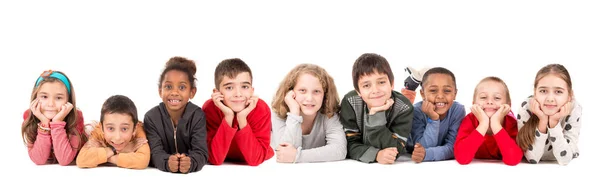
[[178, 154, 191, 174], [107, 155, 118, 164], [52, 102, 73, 122], [411, 143, 425, 163], [237, 96, 259, 129], [369, 98, 394, 115], [168, 154, 179, 173], [211, 91, 234, 117], [85, 139, 104, 148], [471, 104, 490, 135], [529, 98, 549, 133], [284, 90, 300, 116], [104, 147, 115, 158], [549, 102, 572, 128], [421, 101, 439, 120], [275, 142, 297, 163], [119, 138, 148, 153], [376, 147, 398, 164], [29, 99, 49, 124], [490, 104, 511, 134]]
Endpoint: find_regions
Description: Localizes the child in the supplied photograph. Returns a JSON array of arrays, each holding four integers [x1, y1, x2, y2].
[[454, 77, 522, 165], [202, 58, 274, 166], [407, 67, 465, 163], [271, 64, 347, 163], [516, 64, 582, 165], [340, 53, 414, 164], [144, 56, 208, 173], [77, 95, 150, 169], [21, 70, 87, 165], [401, 66, 431, 104]]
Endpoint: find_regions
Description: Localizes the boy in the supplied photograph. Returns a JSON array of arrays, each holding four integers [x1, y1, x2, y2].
[[202, 58, 274, 166], [340, 53, 414, 164], [408, 67, 466, 163], [77, 95, 150, 169]]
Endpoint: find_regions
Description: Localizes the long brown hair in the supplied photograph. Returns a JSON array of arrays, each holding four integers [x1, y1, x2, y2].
[[272, 64, 340, 119], [21, 71, 86, 148], [517, 64, 573, 151]]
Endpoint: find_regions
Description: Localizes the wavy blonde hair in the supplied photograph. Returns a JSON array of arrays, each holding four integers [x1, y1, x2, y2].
[[272, 64, 340, 119]]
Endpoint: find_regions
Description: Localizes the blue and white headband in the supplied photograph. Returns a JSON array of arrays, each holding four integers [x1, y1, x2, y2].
[[35, 70, 71, 94]]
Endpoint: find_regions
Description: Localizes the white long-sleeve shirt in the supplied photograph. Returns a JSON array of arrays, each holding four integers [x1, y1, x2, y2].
[[271, 112, 347, 163], [517, 98, 582, 165]]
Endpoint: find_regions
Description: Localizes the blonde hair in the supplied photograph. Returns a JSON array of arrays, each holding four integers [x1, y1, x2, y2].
[[272, 64, 340, 119], [472, 76, 511, 105], [517, 64, 573, 151]]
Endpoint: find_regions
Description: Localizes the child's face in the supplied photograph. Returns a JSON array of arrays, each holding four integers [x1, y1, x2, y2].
[[102, 113, 135, 151], [474, 81, 509, 117], [160, 70, 196, 114], [218, 72, 254, 113], [534, 74, 571, 116], [293, 73, 324, 117], [37, 81, 69, 120], [420, 73, 456, 117], [356, 71, 394, 109]]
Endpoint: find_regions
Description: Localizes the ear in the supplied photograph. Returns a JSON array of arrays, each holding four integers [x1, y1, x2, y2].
[[391, 81, 395, 90], [419, 88, 425, 99], [355, 89, 361, 97], [212, 88, 218, 93], [158, 87, 162, 96], [190, 87, 197, 99], [250, 86, 255, 95]]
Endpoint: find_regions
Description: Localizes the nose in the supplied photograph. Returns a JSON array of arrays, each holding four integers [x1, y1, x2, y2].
[[113, 131, 122, 142], [234, 87, 242, 97], [47, 98, 56, 107], [306, 93, 314, 102], [486, 98, 494, 105]]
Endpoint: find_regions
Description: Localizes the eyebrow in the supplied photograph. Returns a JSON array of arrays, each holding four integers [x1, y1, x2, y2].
[[538, 86, 565, 90]]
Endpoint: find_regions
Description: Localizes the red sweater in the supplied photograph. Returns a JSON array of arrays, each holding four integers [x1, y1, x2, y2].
[[23, 109, 85, 165], [454, 112, 523, 165], [202, 99, 274, 166]]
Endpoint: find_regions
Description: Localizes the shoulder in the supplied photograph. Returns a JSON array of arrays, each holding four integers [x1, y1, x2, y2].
[[341, 90, 360, 102], [450, 101, 466, 114], [143, 104, 162, 120], [392, 90, 413, 108], [252, 98, 271, 116]]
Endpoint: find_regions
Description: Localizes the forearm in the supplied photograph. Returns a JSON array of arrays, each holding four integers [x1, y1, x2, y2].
[[50, 122, 79, 166], [76, 146, 108, 168], [494, 129, 523, 166], [116, 145, 150, 169], [207, 119, 236, 165], [27, 132, 52, 165]]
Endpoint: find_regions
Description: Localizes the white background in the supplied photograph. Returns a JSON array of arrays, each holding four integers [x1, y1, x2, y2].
[[0, 0, 597, 193]]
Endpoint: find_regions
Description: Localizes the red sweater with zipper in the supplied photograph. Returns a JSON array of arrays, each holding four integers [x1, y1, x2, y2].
[[202, 99, 274, 166], [454, 111, 523, 165]]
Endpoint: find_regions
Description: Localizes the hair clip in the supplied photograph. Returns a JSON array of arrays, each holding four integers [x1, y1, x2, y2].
[[40, 70, 53, 78]]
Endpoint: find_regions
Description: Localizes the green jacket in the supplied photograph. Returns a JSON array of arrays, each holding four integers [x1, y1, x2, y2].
[[339, 90, 414, 163]]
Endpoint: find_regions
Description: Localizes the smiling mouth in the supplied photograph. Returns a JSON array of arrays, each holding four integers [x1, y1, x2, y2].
[[435, 102, 447, 108], [168, 99, 182, 104]]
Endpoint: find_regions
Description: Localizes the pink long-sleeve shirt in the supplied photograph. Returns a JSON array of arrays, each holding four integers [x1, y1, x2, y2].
[[24, 110, 85, 165]]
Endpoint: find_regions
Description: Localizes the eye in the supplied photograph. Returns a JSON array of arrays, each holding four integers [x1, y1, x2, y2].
[[480, 96, 487, 100], [378, 81, 386, 85], [539, 89, 546, 94], [314, 90, 322, 94], [242, 85, 250, 89], [444, 89, 452, 93], [57, 96, 63, 101], [362, 84, 370, 89], [429, 89, 437, 93], [225, 86, 233, 90], [165, 85, 173, 90], [178, 85, 186, 90], [298, 89, 306, 93], [106, 127, 114, 131], [495, 97, 501, 100], [121, 128, 128, 132], [40, 95, 48, 99], [556, 90, 563, 94]]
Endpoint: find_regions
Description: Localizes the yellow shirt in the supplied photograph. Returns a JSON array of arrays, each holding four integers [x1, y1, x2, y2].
[[76, 122, 150, 169]]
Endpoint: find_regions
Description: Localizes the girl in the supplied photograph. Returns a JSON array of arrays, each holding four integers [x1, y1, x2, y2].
[[271, 64, 347, 163], [517, 64, 582, 165], [143, 56, 208, 173], [22, 70, 87, 165], [454, 77, 523, 165], [77, 95, 150, 169]]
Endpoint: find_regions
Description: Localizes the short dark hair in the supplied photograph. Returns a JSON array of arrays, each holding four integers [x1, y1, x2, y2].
[[214, 58, 253, 89], [420, 67, 456, 88], [100, 95, 138, 124], [352, 53, 394, 91]]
